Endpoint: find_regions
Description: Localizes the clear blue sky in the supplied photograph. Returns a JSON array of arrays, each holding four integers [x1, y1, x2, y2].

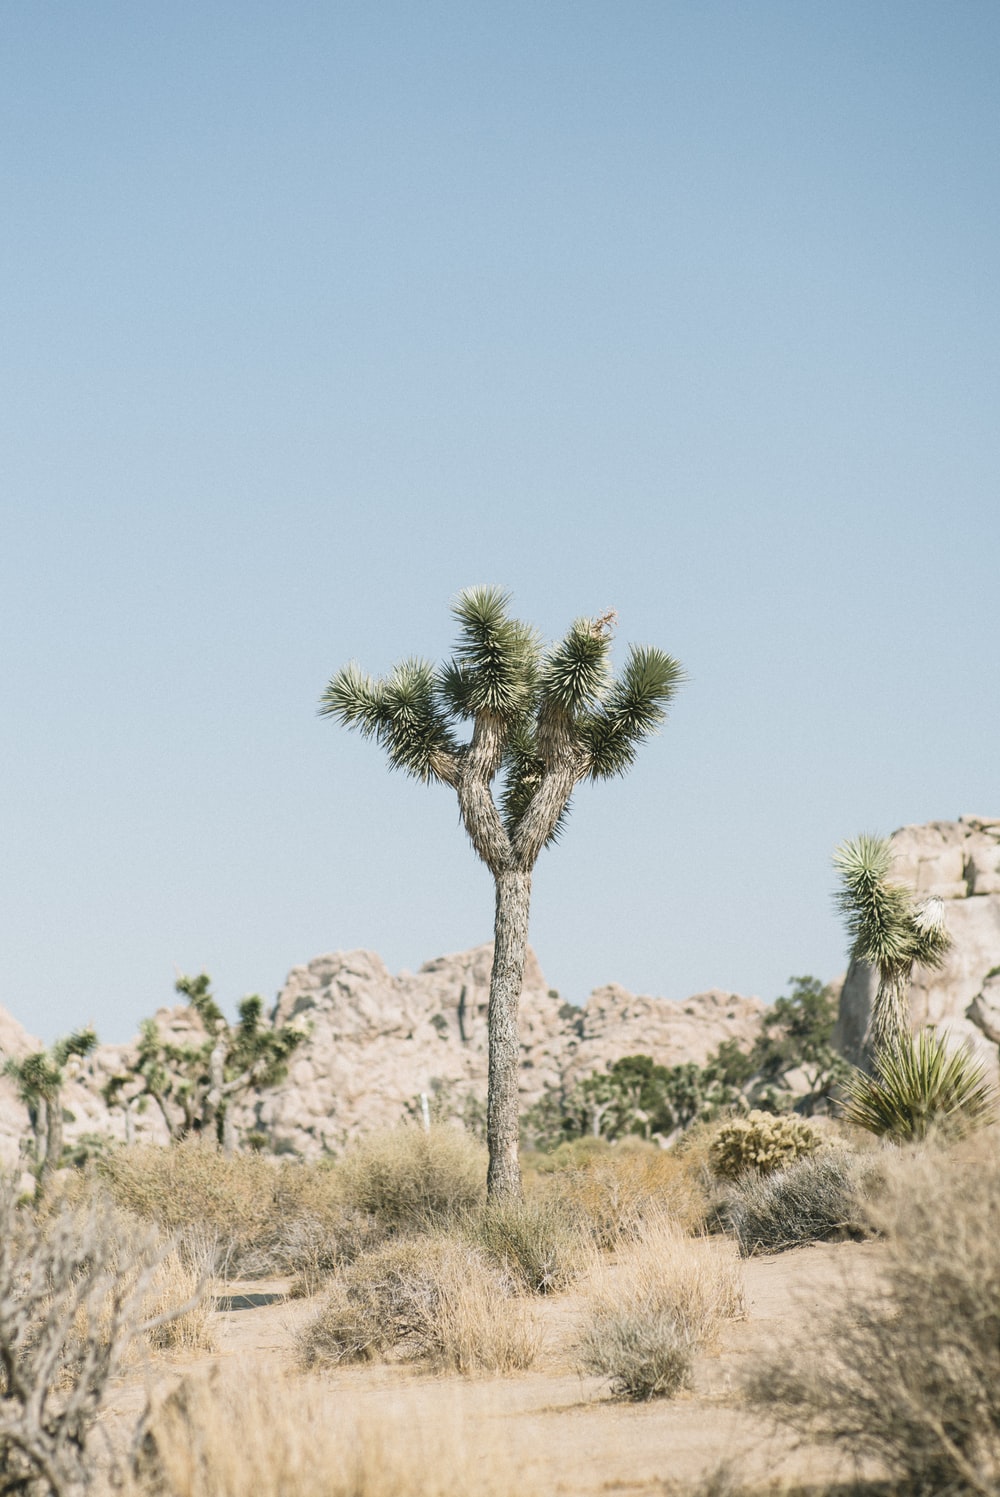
[[3, 3, 998, 1042]]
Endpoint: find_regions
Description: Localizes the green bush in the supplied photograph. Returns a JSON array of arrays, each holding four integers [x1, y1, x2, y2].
[[842, 1029, 996, 1142], [717, 1152, 868, 1256], [709, 1110, 820, 1180]]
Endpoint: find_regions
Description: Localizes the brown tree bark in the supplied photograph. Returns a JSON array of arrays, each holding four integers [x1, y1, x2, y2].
[[486, 868, 532, 1200]]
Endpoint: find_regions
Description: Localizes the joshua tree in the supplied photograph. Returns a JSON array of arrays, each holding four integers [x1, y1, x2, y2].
[[321, 586, 683, 1198], [3, 1028, 97, 1188], [104, 974, 306, 1153], [834, 834, 951, 1058]]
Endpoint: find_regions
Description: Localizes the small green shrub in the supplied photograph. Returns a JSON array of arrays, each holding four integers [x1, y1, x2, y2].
[[336, 1124, 486, 1231], [717, 1152, 868, 1256], [842, 1029, 996, 1142], [467, 1195, 585, 1293], [298, 1235, 538, 1374], [709, 1110, 820, 1180]]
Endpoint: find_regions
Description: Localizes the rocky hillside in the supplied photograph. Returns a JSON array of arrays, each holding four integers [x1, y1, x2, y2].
[[241, 944, 763, 1156], [0, 946, 762, 1165], [836, 815, 1000, 1074]]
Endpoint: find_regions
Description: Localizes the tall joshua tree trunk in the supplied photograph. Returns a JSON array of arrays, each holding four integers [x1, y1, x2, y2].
[[487, 868, 532, 1198], [323, 587, 684, 1199]]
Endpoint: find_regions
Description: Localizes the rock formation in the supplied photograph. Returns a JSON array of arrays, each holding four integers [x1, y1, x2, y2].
[[237, 945, 764, 1157], [1, 947, 763, 1163], [835, 817, 1000, 1075]]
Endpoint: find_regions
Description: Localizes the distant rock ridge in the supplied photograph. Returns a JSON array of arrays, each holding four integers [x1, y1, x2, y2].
[[0, 945, 763, 1165], [243, 945, 764, 1156], [835, 816, 1000, 1076]]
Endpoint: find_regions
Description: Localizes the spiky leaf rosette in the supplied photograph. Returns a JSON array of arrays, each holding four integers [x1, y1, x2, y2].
[[445, 585, 541, 721], [842, 1029, 996, 1142], [579, 645, 685, 780], [538, 617, 612, 716], [833, 835, 952, 976], [320, 658, 458, 783]]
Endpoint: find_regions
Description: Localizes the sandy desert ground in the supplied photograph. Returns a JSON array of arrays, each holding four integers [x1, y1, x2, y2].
[[98, 1237, 885, 1497]]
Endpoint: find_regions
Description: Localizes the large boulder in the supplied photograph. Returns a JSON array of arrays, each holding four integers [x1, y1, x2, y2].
[[835, 817, 1000, 1075]]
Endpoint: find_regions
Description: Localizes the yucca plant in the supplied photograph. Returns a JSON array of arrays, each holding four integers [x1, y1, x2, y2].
[[321, 587, 683, 1199], [842, 1028, 996, 1142], [833, 833, 951, 1057]]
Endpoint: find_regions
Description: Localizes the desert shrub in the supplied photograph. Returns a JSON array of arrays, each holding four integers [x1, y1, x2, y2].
[[298, 1234, 539, 1374], [536, 1139, 707, 1248], [709, 1110, 821, 1180], [131, 1360, 531, 1497], [842, 1029, 996, 1142], [745, 1134, 1000, 1495], [717, 1152, 868, 1256], [97, 1141, 374, 1279], [575, 1214, 745, 1400], [335, 1124, 486, 1231], [0, 1185, 207, 1497], [465, 1195, 586, 1293]]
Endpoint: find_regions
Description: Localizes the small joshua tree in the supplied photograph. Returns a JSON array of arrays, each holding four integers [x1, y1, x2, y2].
[[3, 1028, 97, 1190], [834, 834, 951, 1058], [321, 586, 683, 1199], [104, 974, 305, 1153]]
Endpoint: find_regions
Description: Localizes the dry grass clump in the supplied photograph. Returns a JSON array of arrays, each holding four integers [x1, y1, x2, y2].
[[298, 1234, 539, 1374], [746, 1131, 1000, 1495], [466, 1194, 588, 1293], [335, 1123, 486, 1231], [535, 1138, 708, 1247], [0, 1185, 209, 1496], [130, 1360, 532, 1497], [717, 1152, 870, 1257], [97, 1140, 376, 1280], [576, 1213, 745, 1400]]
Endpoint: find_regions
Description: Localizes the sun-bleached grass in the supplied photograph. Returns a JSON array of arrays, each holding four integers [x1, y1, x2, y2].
[[576, 1213, 745, 1400], [128, 1360, 535, 1497], [96, 1139, 381, 1279], [465, 1193, 589, 1293], [298, 1233, 540, 1374], [717, 1151, 871, 1256], [335, 1123, 486, 1231], [532, 1137, 709, 1247], [0, 1185, 211, 1496], [745, 1129, 1000, 1495]]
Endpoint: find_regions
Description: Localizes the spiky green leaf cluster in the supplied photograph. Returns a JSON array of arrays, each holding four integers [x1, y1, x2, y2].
[[578, 646, 685, 780], [538, 618, 611, 714], [842, 1029, 996, 1141], [322, 587, 683, 854], [445, 585, 541, 720], [50, 1027, 97, 1068], [834, 835, 951, 977], [321, 658, 459, 783]]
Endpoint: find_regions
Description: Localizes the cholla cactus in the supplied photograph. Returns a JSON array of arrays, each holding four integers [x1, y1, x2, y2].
[[834, 834, 951, 1058], [709, 1110, 821, 1180]]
